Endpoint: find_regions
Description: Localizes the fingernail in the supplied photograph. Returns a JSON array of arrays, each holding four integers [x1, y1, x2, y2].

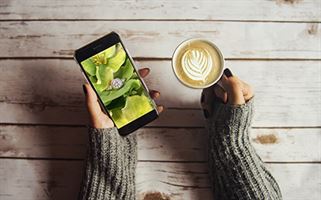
[[151, 90, 160, 98], [203, 109, 209, 118], [143, 68, 150, 73], [155, 91, 160, 97], [201, 93, 205, 103], [224, 68, 233, 77], [82, 84, 87, 95]]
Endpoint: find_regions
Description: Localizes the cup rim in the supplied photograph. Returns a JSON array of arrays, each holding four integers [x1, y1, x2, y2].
[[171, 38, 225, 89]]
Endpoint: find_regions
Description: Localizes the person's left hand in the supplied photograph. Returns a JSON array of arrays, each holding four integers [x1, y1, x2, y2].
[[201, 68, 254, 118], [83, 68, 164, 128]]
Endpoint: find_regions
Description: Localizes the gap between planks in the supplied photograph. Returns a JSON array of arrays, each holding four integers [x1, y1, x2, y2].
[[1, 57, 321, 61], [0, 158, 320, 164], [1, 19, 321, 23], [1, 122, 321, 128], [1, 122, 321, 129]]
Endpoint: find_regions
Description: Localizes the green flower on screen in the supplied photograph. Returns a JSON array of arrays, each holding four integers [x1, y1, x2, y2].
[[81, 42, 154, 128]]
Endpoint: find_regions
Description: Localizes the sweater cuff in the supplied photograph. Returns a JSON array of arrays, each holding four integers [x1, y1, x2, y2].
[[89, 127, 137, 170], [87, 127, 137, 162], [82, 127, 137, 199], [206, 98, 254, 137], [88, 127, 120, 146], [216, 98, 253, 124]]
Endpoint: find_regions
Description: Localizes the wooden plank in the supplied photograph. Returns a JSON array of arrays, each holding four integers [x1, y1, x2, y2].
[[0, 21, 320, 59], [0, 159, 83, 200], [137, 163, 321, 200], [0, 125, 320, 162], [0, 0, 320, 22], [0, 59, 320, 127], [249, 128, 321, 162], [0, 102, 203, 127], [0, 159, 320, 200]]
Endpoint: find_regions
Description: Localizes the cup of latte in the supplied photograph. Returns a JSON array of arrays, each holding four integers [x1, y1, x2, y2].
[[172, 38, 224, 89]]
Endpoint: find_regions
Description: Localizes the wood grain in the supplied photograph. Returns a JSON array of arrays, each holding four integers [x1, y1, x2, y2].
[[0, 159, 320, 200], [1, 0, 320, 22], [0, 125, 320, 162], [0, 59, 320, 127], [0, 21, 320, 59], [1, 1, 320, 199], [0, 102, 203, 127]]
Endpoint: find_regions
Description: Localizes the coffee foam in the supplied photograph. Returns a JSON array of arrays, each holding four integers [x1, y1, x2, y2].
[[172, 39, 224, 88], [181, 48, 213, 81]]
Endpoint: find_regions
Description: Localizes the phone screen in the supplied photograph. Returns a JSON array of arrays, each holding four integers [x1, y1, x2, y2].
[[80, 42, 155, 128]]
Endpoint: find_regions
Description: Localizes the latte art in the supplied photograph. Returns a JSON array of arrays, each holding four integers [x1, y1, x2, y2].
[[181, 48, 213, 81], [172, 39, 224, 88]]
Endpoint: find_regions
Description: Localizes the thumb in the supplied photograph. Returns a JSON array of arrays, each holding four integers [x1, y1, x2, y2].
[[83, 84, 103, 119], [220, 68, 245, 105]]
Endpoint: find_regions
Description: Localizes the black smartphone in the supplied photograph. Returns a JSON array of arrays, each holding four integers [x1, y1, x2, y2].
[[74, 32, 159, 135]]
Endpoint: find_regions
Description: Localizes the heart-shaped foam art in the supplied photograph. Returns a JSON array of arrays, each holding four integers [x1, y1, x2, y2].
[[181, 48, 213, 81]]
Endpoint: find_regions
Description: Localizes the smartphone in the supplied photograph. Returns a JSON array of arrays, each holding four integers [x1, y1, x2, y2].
[[74, 32, 159, 135]]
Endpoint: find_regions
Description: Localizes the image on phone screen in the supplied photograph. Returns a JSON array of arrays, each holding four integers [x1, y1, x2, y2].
[[81, 42, 155, 128]]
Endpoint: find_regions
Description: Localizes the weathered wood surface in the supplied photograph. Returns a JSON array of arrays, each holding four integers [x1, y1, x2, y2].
[[0, 102, 203, 127], [0, 159, 320, 200], [1, 21, 320, 59], [1, 0, 320, 22], [1, 1, 320, 199], [0, 125, 320, 162], [0, 59, 320, 127]]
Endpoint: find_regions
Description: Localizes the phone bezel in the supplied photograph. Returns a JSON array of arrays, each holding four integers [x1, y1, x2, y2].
[[74, 32, 158, 135]]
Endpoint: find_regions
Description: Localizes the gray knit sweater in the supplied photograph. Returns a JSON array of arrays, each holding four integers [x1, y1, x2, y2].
[[207, 98, 282, 200], [78, 98, 282, 200], [78, 128, 137, 199]]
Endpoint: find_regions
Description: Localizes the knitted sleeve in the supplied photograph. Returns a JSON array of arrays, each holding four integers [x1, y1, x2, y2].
[[78, 127, 137, 200], [206, 98, 282, 200]]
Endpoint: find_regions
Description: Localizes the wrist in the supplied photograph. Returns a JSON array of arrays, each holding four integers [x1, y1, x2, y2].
[[90, 116, 115, 129]]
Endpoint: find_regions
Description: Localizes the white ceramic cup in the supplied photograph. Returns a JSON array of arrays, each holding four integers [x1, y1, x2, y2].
[[172, 38, 225, 89]]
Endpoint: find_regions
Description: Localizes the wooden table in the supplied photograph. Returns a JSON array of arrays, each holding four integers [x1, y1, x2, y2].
[[0, 1, 320, 199]]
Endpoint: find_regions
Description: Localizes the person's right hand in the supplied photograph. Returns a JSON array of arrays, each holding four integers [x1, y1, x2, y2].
[[201, 68, 254, 118], [83, 67, 163, 128]]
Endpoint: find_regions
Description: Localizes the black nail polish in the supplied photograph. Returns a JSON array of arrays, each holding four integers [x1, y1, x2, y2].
[[203, 109, 209, 118], [201, 94, 205, 103], [82, 85, 87, 95], [224, 68, 233, 77]]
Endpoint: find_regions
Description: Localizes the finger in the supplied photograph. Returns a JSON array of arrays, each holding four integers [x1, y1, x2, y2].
[[214, 84, 227, 103], [201, 85, 215, 104], [157, 105, 164, 113], [138, 68, 150, 78], [240, 80, 254, 101], [200, 85, 216, 118], [150, 90, 160, 99], [220, 68, 245, 105], [83, 84, 103, 118]]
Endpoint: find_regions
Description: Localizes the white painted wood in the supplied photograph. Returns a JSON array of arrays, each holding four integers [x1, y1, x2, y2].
[[0, 102, 203, 127], [265, 163, 321, 200], [0, 159, 83, 200], [0, 159, 320, 200], [0, 60, 320, 127], [1, 1, 320, 200], [136, 162, 213, 200], [249, 128, 321, 162], [0, 21, 320, 59], [1, 0, 320, 21], [138, 162, 321, 200], [0, 125, 320, 162]]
